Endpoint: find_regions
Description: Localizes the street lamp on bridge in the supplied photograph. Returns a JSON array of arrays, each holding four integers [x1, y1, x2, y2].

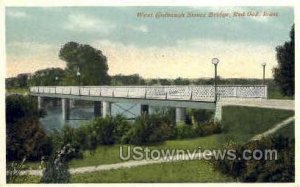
[[77, 67, 81, 95], [211, 58, 219, 103], [261, 62, 266, 85]]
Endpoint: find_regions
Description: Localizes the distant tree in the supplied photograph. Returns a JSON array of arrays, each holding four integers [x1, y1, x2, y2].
[[173, 77, 190, 85], [6, 73, 30, 88], [59, 42, 110, 86], [148, 79, 159, 85], [273, 24, 294, 96], [29, 68, 65, 86], [158, 79, 171, 85], [111, 74, 145, 85]]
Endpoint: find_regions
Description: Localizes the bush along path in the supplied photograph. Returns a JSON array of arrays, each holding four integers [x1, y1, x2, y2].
[[16, 115, 294, 176]]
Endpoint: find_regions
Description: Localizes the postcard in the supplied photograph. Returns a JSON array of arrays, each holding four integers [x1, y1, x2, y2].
[[2, 1, 297, 185]]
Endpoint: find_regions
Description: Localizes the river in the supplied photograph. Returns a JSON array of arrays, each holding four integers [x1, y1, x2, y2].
[[40, 102, 141, 133]]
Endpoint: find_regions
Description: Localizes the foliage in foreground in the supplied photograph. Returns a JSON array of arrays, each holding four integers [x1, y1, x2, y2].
[[121, 114, 173, 145], [6, 158, 27, 183], [213, 135, 295, 182], [6, 95, 51, 161], [40, 144, 74, 183]]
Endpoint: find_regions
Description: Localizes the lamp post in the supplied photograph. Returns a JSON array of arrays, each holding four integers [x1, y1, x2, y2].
[[55, 76, 59, 85], [212, 58, 219, 103], [77, 68, 81, 95], [261, 62, 266, 85]]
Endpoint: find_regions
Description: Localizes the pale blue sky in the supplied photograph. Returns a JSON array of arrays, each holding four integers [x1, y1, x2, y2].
[[6, 6, 294, 78]]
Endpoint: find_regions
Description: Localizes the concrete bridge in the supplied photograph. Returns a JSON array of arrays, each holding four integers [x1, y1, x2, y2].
[[29, 85, 268, 123]]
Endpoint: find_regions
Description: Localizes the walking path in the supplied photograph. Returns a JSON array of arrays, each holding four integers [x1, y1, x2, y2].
[[250, 116, 295, 141], [19, 153, 207, 176], [219, 98, 294, 111]]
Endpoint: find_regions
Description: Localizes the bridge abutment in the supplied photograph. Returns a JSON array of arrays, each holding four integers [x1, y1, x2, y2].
[[62, 98, 70, 120], [214, 103, 222, 122], [37, 96, 44, 110], [175, 107, 186, 124], [94, 101, 102, 117], [102, 101, 112, 117]]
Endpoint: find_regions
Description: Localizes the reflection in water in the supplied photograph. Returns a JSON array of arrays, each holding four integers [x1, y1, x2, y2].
[[40, 103, 141, 134]]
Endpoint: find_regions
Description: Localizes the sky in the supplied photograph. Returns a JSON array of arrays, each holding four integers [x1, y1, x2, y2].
[[5, 6, 294, 79]]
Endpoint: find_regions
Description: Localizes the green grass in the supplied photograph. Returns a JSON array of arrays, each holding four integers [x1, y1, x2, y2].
[[273, 122, 295, 139], [268, 89, 293, 100], [7, 175, 41, 184], [70, 160, 235, 183], [6, 88, 29, 95], [220, 106, 294, 144]]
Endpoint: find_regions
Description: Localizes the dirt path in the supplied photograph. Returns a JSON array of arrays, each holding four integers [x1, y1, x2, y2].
[[219, 98, 294, 110], [19, 153, 206, 176]]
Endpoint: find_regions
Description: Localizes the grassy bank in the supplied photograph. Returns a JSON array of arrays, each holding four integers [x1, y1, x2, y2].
[[23, 106, 293, 172], [6, 88, 29, 95], [71, 160, 235, 183]]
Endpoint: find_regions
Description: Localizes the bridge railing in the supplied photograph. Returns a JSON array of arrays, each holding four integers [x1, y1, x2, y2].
[[30, 85, 267, 101]]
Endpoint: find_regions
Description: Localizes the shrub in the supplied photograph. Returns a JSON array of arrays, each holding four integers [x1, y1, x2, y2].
[[6, 117, 52, 161], [213, 135, 295, 182], [6, 95, 44, 125], [50, 126, 83, 160], [195, 120, 222, 136], [90, 117, 116, 145], [188, 109, 214, 125], [174, 123, 196, 139], [50, 115, 130, 156], [113, 115, 131, 143], [40, 145, 73, 183], [122, 114, 173, 145]]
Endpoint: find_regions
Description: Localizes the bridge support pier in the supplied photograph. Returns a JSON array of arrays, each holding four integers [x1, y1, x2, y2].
[[62, 98, 70, 120], [94, 101, 102, 118], [37, 96, 44, 110], [214, 103, 222, 122], [102, 101, 112, 117], [176, 107, 186, 124], [141, 104, 149, 115], [69, 99, 75, 108]]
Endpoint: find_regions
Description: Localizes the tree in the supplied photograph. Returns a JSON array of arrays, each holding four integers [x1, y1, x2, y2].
[[6, 95, 42, 125], [111, 74, 146, 85], [273, 24, 294, 96], [6, 73, 30, 88], [29, 68, 65, 86], [59, 42, 110, 86], [173, 77, 190, 85]]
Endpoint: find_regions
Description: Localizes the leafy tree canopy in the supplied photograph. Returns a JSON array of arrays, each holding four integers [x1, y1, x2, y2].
[[29, 68, 65, 86], [273, 24, 294, 96], [59, 41, 110, 86]]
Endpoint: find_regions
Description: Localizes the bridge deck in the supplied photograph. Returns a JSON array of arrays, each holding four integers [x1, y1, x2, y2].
[[29, 85, 267, 109]]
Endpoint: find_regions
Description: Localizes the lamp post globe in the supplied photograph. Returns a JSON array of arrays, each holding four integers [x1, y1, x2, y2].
[[212, 58, 219, 65]]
